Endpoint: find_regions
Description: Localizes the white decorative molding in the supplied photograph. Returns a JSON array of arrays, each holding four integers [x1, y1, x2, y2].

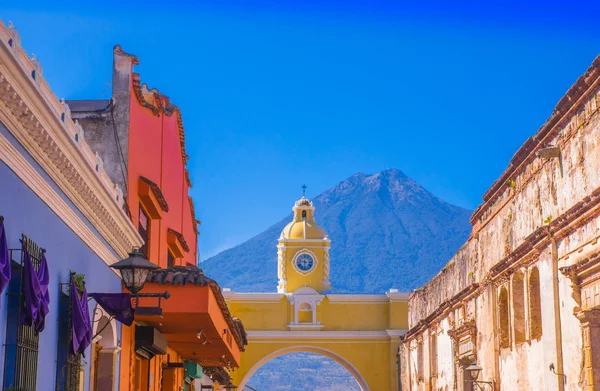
[[386, 290, 410, 301], [101, 346, 122, 354], [74, 119, 84, 140], [385, 329, 408, 338], [278, 239, 332, 244], [246, 330, 399, 340], [277, 245, 287, 293], [0, 20, 142, 258], [289, 287, 324, 326], [326, 294, 390, 304], [7, 22, 20, 51], [222, 291, 285, 303], [287, 324, 325, 331], [323, 247, 331, 288], [291, 248, 319, 276], [0, 132, 119, 268]]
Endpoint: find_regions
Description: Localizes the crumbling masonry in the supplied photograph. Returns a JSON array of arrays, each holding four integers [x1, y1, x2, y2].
[[400, 55, 600, 391]]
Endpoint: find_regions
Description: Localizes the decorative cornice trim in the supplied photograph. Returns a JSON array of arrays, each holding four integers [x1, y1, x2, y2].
[[386, 329, 408, 338], [129, 62, 196, 231], [386, 290, 411, 301], [167, 228, 190, 252], [0, 132, 119, 268], [222, 291, 286, 302], [188, 196, 200, 235], [132, 74, 160, 116], [326, 294, 390, 304], [278, 239, 331, 244], [247, 330, 401, 340], [411, 182, 600, 331], [0, 23, 142, 258], [139, 176, 169, 212], [403, 283, 479, 343]]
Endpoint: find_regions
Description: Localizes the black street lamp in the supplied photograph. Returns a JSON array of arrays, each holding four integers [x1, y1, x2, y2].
[[110, 248, 159, 294], [110, 248, 170, 316], [466, 362, 494, 390]]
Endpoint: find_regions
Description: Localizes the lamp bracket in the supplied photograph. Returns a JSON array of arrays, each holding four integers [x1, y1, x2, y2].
[[130, 291, 170, 317]]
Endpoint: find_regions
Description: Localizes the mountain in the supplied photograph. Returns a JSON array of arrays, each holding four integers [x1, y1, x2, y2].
[[202, 169, 472, 294]]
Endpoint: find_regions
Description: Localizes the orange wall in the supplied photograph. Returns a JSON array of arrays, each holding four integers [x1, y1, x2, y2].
[[126, 87, 198, 268], [119, 325, 185, 391]]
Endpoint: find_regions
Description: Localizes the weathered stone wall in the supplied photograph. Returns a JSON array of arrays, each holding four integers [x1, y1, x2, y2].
[[403, 55, 600, 391]]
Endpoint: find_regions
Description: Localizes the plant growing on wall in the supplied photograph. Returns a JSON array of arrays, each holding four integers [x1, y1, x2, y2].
[[69, 270, 86, 295], [544, 215, 553, 225]]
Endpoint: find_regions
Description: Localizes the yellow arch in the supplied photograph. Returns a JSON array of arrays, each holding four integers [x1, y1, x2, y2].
[[238, 345, 370, 391]]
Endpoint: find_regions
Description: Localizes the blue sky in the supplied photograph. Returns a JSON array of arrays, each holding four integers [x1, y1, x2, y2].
[[3, 1, 599, 259]]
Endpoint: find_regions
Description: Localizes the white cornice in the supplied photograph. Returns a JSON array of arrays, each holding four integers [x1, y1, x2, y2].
[[386, 329, 407, 338], [0, 132, 119, 269], [247, 330, 406, 340], [0, 21, 142, 258], [386, 290, 410, 302], [287, 324, 325, 331], [278, 239, 331, 244], [326, 294, 390, 304], [222, 291, 286, 303], [222, 291, 410, 304]]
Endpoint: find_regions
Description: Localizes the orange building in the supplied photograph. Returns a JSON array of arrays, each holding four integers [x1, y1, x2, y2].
[[69, 45, 246, 391]]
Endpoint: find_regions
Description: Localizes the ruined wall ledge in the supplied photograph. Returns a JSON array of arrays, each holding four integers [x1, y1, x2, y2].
[[408, 182, 600, 330], [471, 55, 600, 229]]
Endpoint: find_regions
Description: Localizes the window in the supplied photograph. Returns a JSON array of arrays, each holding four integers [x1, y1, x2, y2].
[[138, 205, 150, 258], [512, 271, 526, 344], [302, 210, 307, 220], [167, 250, 175, 268], [3, 236, 41, 390], [498, 286, 510, 349], [297, 302, 313, 323], [430, 331, 438, 377], [529, 267, 542, 340], [55, 281, 82, 391]]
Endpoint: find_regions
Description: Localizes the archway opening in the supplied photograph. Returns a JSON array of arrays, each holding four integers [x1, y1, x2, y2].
[[239, 346, 368, 391], [90, 308, 118, 391]]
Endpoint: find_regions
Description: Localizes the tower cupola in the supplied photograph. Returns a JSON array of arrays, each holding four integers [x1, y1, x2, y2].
[[277, 191, 331, 294], [280, 197, 327, 240]]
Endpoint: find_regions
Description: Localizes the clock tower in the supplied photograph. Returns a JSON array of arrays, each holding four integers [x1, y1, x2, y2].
[[277, 196, 331, 293]]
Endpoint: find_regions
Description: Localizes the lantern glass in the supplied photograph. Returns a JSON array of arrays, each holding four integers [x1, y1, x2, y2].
[[466, 362, 482, 380], [111, 248, 159, 294], [120, 268, 135, 291], [133, 268, 151, 292]]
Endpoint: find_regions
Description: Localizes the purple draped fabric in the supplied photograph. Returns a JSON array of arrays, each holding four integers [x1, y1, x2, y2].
[[90, 293, 135, 326], [71, 277, 92, 356], [20, 243, 50, 333], [0, 219, 11, 298]]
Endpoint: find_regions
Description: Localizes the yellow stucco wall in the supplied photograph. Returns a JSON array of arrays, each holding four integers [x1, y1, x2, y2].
[[282, 244, 329, 292], [225, 197, 408, 390], [228, 299, 289, 330], [225, 293, 408, 391], [233, 339, 395, 390], [319, 300, 390, 330]]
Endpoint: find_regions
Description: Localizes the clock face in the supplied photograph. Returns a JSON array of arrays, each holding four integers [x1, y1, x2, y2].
[[295, 253, 314, 272]]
